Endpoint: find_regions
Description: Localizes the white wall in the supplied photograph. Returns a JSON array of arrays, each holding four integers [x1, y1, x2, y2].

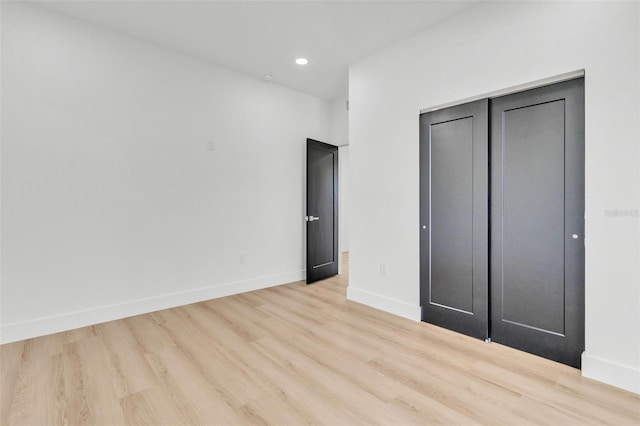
[[330, 97, 349, 147], [0, 2, 331, 343], [339, 146, 349, 253], [331, 97, 349, 254], [349, 1, 640, 393]]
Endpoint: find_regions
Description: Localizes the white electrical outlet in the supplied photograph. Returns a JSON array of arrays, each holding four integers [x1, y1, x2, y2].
[[239, 254, 246, 265], [207, 139, 216, 151]]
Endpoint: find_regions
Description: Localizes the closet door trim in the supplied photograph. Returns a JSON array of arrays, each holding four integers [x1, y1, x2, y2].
[[420, 69, 584, 114]]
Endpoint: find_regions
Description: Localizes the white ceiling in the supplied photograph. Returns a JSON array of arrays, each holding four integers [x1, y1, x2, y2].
[[33, 1, 480, 100]]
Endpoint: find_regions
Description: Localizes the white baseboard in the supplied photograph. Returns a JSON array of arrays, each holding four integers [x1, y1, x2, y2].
[[346, 286, 421, 321], [582, 352, 640, 394], [0, 270, 305, 344]]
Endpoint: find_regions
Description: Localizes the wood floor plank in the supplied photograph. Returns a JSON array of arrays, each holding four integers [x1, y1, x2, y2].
[[252, 287, 336, 330], [144, 346, 241, 425], [237, 393, 314, 426], [251, 335, 426, 426], [124, 313, 177, 355], [509, 395, 598, 426], [390, 390, 483, 425], [329, 299, 579, 384], [7, 341, 66, 426], [210, 291, 314, 342], [204, 296, 271, 342], [233, 290, 268, 307], [148, 307, 183, 325], [249, 338, 378, 425], [0, 341, 24, 425], [174, 299, 370, 424], [62, 337, 128, 425], [159, 313, 268, 407], [2, 253, 639, 425], [470, 360, 639, 425], [554, 373, 640, 418], [222, 301, 402, 404], [269, 282, 339, 311], [16, 325, 98, 358], [368, 354, 520, 425], [94, 320, 156, 397], [120, 387, 188, 426]]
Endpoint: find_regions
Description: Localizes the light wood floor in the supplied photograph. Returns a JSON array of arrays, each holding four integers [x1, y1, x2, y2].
[[2, 254, 639, 425]]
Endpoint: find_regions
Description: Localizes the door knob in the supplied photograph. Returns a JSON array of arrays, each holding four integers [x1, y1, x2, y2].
[[306, 216, 320, 222]]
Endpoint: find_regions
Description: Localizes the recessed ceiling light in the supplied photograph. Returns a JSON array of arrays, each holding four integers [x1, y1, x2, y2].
[[295, 58, 308, 65]]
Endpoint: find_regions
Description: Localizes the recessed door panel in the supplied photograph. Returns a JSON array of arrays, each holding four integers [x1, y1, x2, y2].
[[501, 100, 566, 334], [309, 150, 336, 266], [430, 117, 474, 312]]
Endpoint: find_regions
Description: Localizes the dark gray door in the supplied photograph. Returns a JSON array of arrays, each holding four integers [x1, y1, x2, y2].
[[419, 99, 489, 340], [490, 78, 584, 367], [306, 139, 338, 284]]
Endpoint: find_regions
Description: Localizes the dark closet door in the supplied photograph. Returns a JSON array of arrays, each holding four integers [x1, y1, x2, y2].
[[420, 99, 489, 340], [490, 78, 584, 367]]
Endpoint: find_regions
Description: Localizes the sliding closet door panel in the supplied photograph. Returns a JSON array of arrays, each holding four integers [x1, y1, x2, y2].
[[502, 100, 565, 333], [490, 78, 584, 367], [420, 99, 488, 340], [430, 118, 473, 312]]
